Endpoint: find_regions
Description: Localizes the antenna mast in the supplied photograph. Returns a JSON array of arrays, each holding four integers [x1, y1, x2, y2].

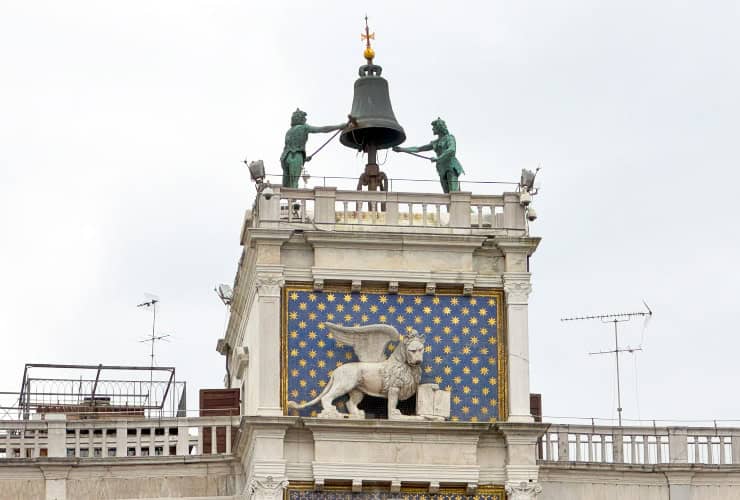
[[137, 297, 171, 407], [561, 302, 653, 426]]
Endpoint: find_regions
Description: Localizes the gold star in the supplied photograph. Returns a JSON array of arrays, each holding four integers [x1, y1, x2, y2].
[[443, 326, 451, 334], [310, 389, 317, 397], [479, 367, 488, 375], [344, 314, 352, 322], [388, 305, 396, 313], [488, 298, 496, 306], [453, 396, 461, 404], [424, 366, 432, 373], [489, 377, 497, 385], [299, 302, 307, 310], [309, 350, 317, 358], [452, 356, 461, 365], [470, 337, 478, 345], [452, 336, 460, 344], [405, 306, 413, 314], [489, 399, 497, 407], [453, 376, 462, 384], [434, 317, 442, 325], [424, 326, 432, 333], [379, 314, 387, 323], [318, 340, 326, 348], [318, 380, 327, 388], [434, 376, 443, 384], [308, 331, 317, 339], [290, 369, 299, 377], [423, 306, 432, 314], [308, 312, 317, 320], [451, 317, 460, 325], [396, 296, 404, 304], [432, 297, 440, 305], [298, 321, 307, 329], [470, 416, 478, 422], [480, 327, 488, 335], [461, 307, 469, 315], [443, 306, 451, 315], [471, 356, 479, 365], [443, 366, 452, 375], [472, 395, 480, 404], [326, 313, 334, 321], [317, 360, 326, 368], [326, 350, 334, 358], [414, 316, 422, 324], [290, 331, 298, 339], [317, 303, 326, 311], [443, 345, 451, 354], [462, 346, 471, 355], [309, 293, 317, 301], [299, 379, 307, 387], [299, 359, 307, 367], [290, 292, 299, 300], [326, 293, 335, 302], [290, 349, 299, 357], [289, 312, 298, 320], [290, 389, 299, 398], [299, 340, 307, 348], [487, 318, 496, 326], [469, 297, 477, 305], [336, 304, 344, 312], [479, 347, 489, 355], [434, 356, 443, 364], [470, 317, 478, 325], [360, 294, 368, 303], [370, 304, 378, 313], [433, 335, 441, 343], [472, 376, 480, 384], [481, 387, 489, 395], [396, 315, 405, 323], [462, 366, 470, 374], [481, 406, 489, 414], [451, 297, 459, 305], [462, 386, 471, 394], [309, 369, 317, 378], [361, 314, 369, 322], [424, 345, 432, 353], [479, 308, 487, 316], [344, 294, 352, 302], [379, 295, 388, 303], [461, 406, 469, 414], [345, 351, 353, 360]]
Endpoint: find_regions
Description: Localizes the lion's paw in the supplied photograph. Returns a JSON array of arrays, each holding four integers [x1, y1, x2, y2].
[[348, 410, 366, 419], [317, 407, 344, 419]]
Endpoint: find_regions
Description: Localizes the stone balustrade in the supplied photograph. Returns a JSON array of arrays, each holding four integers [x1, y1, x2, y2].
[[0, 414, 240, 459], [539, 424, 740, 466], [249, 186, 526, 233]]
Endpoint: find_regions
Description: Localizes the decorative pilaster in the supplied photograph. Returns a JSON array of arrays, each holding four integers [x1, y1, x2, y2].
[[255, 273, 285, 416], [248, 476, 288, 500], [505, 481, 542, 500], [503, 272, 533, 422]]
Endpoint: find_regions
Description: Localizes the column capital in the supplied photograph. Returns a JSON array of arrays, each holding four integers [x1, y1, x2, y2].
[[505, 481, 542, 500], [503, 273, 532, 305], [248, 476, 288, 500], [255, 274, 284, 298]]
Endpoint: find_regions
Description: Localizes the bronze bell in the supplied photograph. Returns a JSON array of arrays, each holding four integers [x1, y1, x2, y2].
[[340, 64, 406, 151]]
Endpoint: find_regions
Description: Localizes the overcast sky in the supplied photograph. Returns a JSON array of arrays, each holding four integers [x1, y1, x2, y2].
[[1, 1, 739, 424]]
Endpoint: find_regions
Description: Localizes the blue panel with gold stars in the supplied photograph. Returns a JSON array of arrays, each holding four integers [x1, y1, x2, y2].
[[283, 286, 504, 422]]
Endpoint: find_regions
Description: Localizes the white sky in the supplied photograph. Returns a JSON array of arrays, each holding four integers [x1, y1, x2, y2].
[[1, 1, 739, 424]]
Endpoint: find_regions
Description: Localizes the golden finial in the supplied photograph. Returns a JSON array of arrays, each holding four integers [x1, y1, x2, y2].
[[361, 15, 375, 63]]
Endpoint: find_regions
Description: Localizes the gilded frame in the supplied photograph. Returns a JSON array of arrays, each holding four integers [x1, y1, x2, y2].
[[281, 282, 507, 422]]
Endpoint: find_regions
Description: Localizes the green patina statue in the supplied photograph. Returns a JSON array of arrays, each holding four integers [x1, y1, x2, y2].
[[280, 109, 347, 188], [393, 118, 464, 193]]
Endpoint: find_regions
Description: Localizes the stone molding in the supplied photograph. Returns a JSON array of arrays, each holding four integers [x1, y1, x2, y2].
[[502, 273, 532, 305], [505, 481, 542, 500]]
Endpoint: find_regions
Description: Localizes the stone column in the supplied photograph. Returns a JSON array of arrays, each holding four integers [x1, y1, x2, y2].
[[255, 274, 284, 416], [503, 272, 533, 423], [246, 476, 288, 500], [40, 465, 69, 500]]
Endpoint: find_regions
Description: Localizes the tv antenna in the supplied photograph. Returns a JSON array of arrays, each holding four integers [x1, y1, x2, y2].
[[137, 295, 171, 404], [561, 301, 653, 426]]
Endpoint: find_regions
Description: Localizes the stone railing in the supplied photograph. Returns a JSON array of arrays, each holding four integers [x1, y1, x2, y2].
[[0, 414, 240, 459], [251, 186, 526, 232], [539, 424, 740, 466]]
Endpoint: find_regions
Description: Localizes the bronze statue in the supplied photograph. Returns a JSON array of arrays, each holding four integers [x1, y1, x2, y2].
[[280, 109, 348, 188], [393, 118, 464, 193]]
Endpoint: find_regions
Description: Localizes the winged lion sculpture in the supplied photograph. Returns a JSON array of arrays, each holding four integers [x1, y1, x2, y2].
[[287, 322, 426, 419]]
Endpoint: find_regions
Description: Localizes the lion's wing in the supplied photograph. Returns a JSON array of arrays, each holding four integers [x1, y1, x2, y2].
[[324, 322, 400, 362]]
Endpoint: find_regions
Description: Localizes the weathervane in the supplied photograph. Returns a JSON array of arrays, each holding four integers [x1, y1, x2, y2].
[[362, 15, 375, 64]]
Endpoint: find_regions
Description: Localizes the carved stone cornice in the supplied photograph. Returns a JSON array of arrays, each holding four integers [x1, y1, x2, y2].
[[248, 476, 288, 500], [505, 481, 543, 500], [503, 273, 532, 305]]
